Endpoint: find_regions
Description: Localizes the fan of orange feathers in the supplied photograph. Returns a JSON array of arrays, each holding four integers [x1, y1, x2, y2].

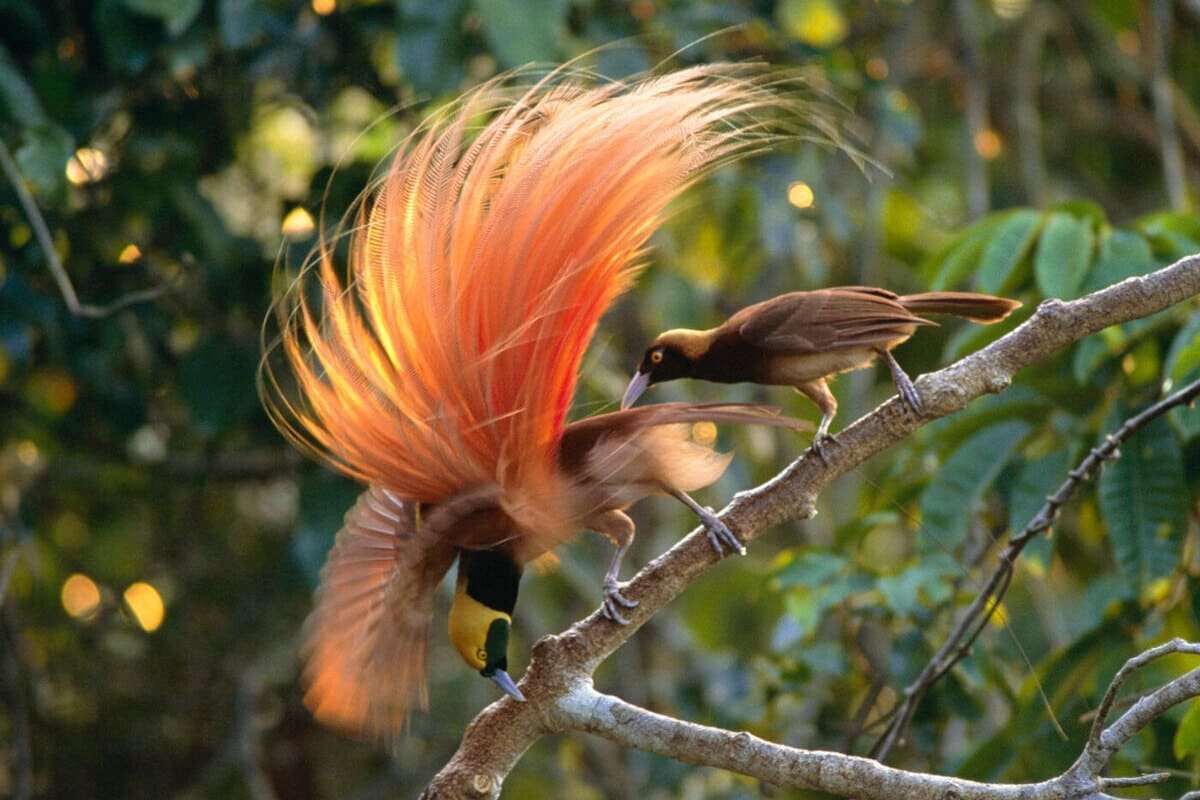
[[260, 63, 819, 739]]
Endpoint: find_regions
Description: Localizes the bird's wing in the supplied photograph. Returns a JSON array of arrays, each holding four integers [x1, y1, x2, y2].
[[560, 403, 808, 501], [300, 486, 456, 740], [736, 289, 935, 353]]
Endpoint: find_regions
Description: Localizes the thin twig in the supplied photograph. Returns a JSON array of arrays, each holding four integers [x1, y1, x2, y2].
[[872, 375, 1200, 760], [0, 138, 167, 318], [954, 0, 990, 218], [1145, 0, 1189, 209]]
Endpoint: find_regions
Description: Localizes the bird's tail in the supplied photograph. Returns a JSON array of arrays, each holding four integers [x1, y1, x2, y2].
[[897, 292, 1022, 323], [261, 64, 820, 505]]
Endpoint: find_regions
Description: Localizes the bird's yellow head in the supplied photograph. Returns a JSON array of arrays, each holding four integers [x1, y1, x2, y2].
[[447, 549, 526, 701], [622, 329, 709, 408]]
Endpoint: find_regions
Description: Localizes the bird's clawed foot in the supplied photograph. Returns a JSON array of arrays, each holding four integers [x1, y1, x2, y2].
[[601, 579, 639, 625], [808, 431, 837, 463], [695, 506, 746, 557]]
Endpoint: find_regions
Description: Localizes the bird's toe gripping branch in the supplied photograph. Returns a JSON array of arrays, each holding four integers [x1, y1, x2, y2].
[[601, 579, 640, 625], [669, 489, 746, 557]]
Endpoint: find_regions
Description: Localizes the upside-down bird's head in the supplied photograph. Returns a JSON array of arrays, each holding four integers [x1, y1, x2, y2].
[[447, 549, 526, 701]]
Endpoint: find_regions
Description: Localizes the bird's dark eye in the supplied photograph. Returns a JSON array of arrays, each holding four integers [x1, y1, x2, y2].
[[650, 350, 664, 364]]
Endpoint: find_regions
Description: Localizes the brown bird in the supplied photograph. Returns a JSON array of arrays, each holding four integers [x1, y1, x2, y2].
[[259, 64, 809, 737], [622, 286, 1021, 457]]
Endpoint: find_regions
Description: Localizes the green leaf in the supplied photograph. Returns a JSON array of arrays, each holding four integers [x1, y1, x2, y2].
[[218, 0, 271, 49], [0, 45, 47, 127], [473, 0, 568, 67], [123, 0, 203, 36], [394, 0, 467, 94], [1034, 212, 1094, 299], [876, 554, 958, 618], [1164, 312, 1200, 384], [773, 550, 847, 589], [1006, 451, 1070, 567], [1098, 405, 1186, 595], [920, 420, 1032, 551], [1165, 316, 1200, 439], [1174, 700, 1200, 760], [97, 0, 158, 72], [15, 125, 74, 198], [926, 214, 1005, 290], [1081, 229, 1155, 295], [978, 209, 1043, 294]]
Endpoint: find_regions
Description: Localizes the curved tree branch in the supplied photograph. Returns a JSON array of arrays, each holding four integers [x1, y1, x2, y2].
[[421, 252, 1200, 799]]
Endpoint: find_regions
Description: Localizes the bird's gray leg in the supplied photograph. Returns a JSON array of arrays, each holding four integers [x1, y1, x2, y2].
[[876, 348, 923, 415], [668, 488, 746, 557], [589, 509, 639, 625], [797, 380, 838, 462]]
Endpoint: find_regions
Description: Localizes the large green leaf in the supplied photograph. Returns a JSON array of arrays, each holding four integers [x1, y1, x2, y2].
[[473, 0, 568, 67], [123, 0, 203, 35], [978, 209, 1043, 294], [1098, 405, 1186, 596], [15, 125, 74, 199], [1006, 451, 1071, 568], [1174, 700, 1200, 760], [927, 214, 1006, 290], [1164, 313, 1200, 439], [1034, 211, 1094, 299], [1081, 228, 1155, 294], [919, 420, 1032, 552], [0, 45, 47, 127]]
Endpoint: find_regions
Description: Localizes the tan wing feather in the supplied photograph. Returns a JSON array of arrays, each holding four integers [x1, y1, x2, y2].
[[735, 288, 936, 352], [300, 486, 456, 739]]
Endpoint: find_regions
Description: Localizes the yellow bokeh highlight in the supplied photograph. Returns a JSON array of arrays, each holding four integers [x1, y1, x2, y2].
[[124, 582, 165, 633], [312, 0, 335, 15], [787, 181, 815, 209], [16, 439, 39, 466], [973, 128, 1003, 160], [118, 244, 142, 264], [66, 147, 110, 185], [991, 0, 1028, 19], [62, 573, 101, 620], [281, 206, 316, 239], [29, 368, 78, 415], [778, 0, 848, 49], [1116, 29, 1140, 56], [691, 421, 718, 446]]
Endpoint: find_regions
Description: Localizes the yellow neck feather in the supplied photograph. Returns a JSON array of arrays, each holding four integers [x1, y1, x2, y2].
[[448, 585, 510, 670]]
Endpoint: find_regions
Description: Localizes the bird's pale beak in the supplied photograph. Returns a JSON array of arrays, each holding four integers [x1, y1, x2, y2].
[[489, 668, 526, 702], [621, 371, 650, 410]]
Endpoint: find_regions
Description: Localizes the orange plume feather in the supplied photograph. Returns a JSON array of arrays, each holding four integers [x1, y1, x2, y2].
[[261, 64, 798, 509]]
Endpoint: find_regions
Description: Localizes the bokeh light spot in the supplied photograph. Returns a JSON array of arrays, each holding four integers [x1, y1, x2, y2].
[[281, 206, 316, 239], [118, 244, 142, 264], [787, 181, 815, 209], [312, 0, 336, 14], [124, 582, 165, 633], [973, 128, 1003, 159], [62, 574, 101, 620], [866, 57, 889, 81], [66, 148, 110, 185], [16, 440, 39, 467]]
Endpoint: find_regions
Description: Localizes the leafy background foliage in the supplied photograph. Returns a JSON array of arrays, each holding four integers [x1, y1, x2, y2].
[[1, 0, 1198, 797]]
